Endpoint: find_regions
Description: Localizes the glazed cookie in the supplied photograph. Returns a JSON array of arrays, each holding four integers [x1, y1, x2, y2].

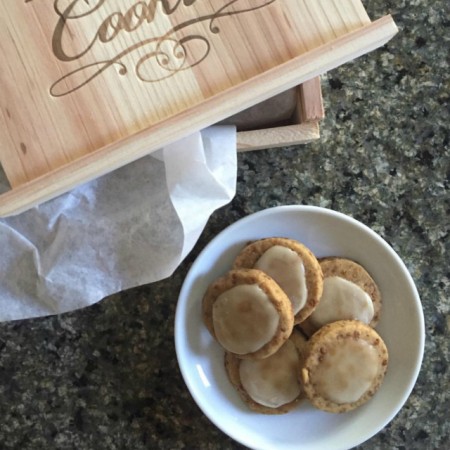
[[233, 238, 323, 324], [300, 257, 382, 336], [224, 329, 307, 414], [202, 268, 294, 359], [302, 320, 388, 413]]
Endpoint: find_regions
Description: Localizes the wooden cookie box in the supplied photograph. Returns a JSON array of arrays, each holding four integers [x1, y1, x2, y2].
[[0, 1, 397, 216]]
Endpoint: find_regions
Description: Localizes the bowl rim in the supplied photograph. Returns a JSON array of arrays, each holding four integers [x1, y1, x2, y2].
[[175, 205, 425, 449]]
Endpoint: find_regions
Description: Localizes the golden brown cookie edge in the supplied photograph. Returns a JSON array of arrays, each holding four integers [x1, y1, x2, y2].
[[202, 268, 295, 360], [302, 320, 389, 413]]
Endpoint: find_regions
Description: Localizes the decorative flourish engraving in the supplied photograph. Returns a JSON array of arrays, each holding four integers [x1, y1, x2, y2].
[[44, 0, 277, 97]]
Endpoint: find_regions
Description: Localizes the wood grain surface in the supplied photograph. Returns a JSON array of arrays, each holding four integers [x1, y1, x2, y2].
[[0, 1, 397, 216]]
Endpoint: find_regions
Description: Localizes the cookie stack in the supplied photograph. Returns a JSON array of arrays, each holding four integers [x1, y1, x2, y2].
[[202, 237, 388, 414]]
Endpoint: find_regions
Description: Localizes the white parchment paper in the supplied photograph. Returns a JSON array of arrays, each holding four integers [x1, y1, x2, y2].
[[0, 126, 236, 322]]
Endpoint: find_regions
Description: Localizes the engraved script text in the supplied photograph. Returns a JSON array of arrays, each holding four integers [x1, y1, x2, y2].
[[46, 0, 277, 96]]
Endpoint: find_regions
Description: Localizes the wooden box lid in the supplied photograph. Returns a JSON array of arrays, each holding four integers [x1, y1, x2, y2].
[[0, 0, 397, 216]]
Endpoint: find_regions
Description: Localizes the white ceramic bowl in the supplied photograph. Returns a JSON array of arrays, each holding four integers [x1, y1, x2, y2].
[[175, 205, 424, 450]]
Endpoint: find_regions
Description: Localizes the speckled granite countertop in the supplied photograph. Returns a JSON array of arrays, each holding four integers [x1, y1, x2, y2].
[[0, 1, 448, 449]]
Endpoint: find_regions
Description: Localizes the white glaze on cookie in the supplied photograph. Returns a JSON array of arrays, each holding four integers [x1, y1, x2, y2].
[[309, 276, 374, 327], [314, 339, 379, 404], [212, 284, 279, 354], [239, 339, 301, 408], [254, 245, 307, 314]]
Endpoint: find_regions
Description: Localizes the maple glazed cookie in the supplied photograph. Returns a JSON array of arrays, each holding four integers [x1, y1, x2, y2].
[[202, 269, 294, 359], [233, 238, 323, 324], [224, 330, 307, 414], [300, 257, 382, 336], [302, 320, 388, 413]]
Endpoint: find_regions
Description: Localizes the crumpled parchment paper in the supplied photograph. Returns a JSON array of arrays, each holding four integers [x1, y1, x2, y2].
[[0, 126, 236, 322]]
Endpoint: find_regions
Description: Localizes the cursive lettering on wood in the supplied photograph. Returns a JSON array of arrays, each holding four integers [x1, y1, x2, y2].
[[27, 0, 278, 97]]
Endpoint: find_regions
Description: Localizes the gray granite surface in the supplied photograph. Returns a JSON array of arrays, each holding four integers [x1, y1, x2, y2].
[[0, 1, 449, 449]]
